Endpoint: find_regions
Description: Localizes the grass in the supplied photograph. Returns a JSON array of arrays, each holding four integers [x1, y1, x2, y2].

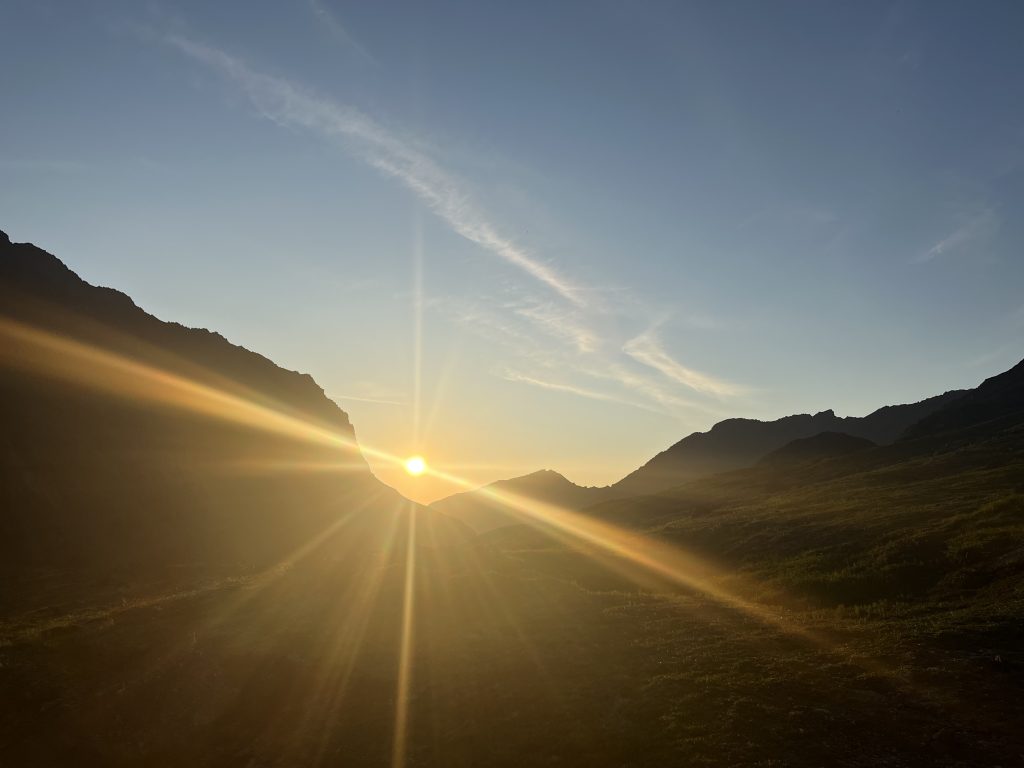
[[2, 427, 1023, 765]]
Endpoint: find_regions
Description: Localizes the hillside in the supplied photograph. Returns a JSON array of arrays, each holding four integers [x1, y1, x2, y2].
[[431, 468, 609, 532], [474, 369, 1024, 762], [0, 230, 468, 601], [903, 358, 1024, 441], [5, 342, 1023, 766], [758, 430, 876, 466], [611, 393, 963, 496], [433, 393, 964, 529]]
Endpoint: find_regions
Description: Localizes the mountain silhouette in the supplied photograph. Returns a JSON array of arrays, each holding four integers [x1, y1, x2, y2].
[[902, 358, 1024, 441], [431, 468, 607, 532], [0, 230, 467, 593], [611, 395, 963, 497], [434, 391, 966, 529], [758, 431, 876, 466]]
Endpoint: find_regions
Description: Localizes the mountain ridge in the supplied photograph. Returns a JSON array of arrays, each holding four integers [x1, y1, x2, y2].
[[902, 358, 1024, 441], [0, 229, 355, 438], [431, 467, 609, 532], [757, 431, 877, 466], [433, 390, 969, 531], [611, 392, 965, 497], [0, 230, 466, 589]]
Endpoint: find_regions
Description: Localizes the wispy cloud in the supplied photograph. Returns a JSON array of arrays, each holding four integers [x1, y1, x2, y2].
[[513, 301, 600, 353], [165, 33, 743, 422], [436, 295, 737, 418], [501, 370, 657, 412], [582, 361, 705, 413], [167, 35, 585, 306], [917, 207, 999, 264], [308, 0, 375, 64], [436, 297, 542, 355], [623, 330, 744, 398]]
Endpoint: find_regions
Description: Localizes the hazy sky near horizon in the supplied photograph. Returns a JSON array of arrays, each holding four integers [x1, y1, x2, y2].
[[2, 0, 1024, 502]]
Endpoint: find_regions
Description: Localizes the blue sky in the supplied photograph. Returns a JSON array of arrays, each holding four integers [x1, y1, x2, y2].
[[2, 0, 1023, 501]]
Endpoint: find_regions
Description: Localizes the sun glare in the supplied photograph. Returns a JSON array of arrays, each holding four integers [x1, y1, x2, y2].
[[404, 455, 427, 476]]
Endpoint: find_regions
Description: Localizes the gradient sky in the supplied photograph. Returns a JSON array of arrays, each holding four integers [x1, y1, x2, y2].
[[2, 1, 1023, 502]]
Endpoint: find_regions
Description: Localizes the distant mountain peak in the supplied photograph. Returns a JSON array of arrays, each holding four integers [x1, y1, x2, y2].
[[521, 468, 570, 483], [431, 467, 606, 532]]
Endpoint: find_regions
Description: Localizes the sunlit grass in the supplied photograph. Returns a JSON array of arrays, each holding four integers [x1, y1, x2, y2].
[[3, 313, 1023, 766]]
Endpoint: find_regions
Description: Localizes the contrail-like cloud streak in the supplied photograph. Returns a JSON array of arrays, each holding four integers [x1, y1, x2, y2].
[[917, 207, 998, 264], [501, 369, 658, 413], [168, 35, 585, 306], [308, 0, 376, 65], [623, 331, 743, 398]]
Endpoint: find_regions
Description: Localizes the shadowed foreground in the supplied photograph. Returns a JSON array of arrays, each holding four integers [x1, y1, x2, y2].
[[4, 418, 1024, 767], [2, 489, 1023, 767]]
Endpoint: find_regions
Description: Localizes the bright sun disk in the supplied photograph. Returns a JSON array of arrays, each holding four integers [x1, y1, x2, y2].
[[404, 455, 426, 476]]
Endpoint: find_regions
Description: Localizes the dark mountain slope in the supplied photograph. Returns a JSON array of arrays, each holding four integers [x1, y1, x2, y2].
[[464, 378, 1024, 766], [759, 431, 876, 466], [0, 230, 467, 596], [433, 391, 966, 526], [431, 469, 608, 532], [903, 358, 1024, 440], [488, 379, 1024, 612], [611, 393, 964, 497]]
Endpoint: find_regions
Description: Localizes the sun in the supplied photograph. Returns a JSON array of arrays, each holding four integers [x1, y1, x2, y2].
[[404, 455, 427, 476]]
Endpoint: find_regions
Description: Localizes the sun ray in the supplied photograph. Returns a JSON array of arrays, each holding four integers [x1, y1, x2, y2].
[[390, 501, 417, 768], [420, 341, 462, 444], [412, 205, 424, 447], [0, 316, 410, 472], [0, 313, 938, 709], [0, 313, 867, 653]]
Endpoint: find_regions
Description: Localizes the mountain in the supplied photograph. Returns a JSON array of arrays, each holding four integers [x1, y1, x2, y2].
[[460, 363, 1024, 765], [0, 230, 467, 596], [434, 392, 966, 526], [610, 394, 964, 497], [431, 469, 608, 532], [758, 431, 876, 466], [902, 358, 1024, 441]]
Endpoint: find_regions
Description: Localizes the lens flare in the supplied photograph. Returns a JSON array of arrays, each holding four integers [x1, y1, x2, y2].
[[0, 312, 933, 735], [404, 456, 426, 476]]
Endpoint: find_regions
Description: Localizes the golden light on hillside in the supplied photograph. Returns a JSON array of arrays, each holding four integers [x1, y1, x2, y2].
[[404, 455, 426, 476], [0, 313, 928, 768]]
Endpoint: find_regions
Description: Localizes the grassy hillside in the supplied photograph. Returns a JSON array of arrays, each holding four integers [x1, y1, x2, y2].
[[432, 393, 966, 527], [610, 392, 963, 496], [3, 412, 1023, 765], [431, 469, 610, 532]]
